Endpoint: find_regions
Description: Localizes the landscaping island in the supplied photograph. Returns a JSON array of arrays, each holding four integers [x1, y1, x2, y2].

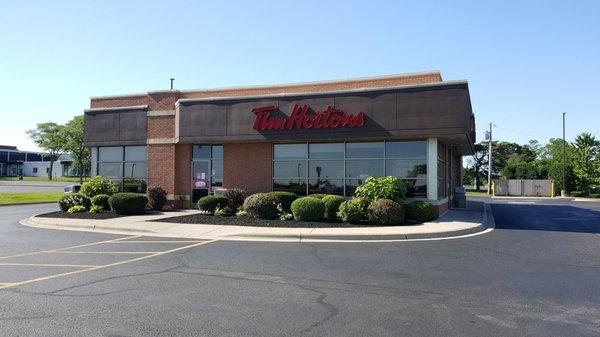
[[36, 176, 440, 228]]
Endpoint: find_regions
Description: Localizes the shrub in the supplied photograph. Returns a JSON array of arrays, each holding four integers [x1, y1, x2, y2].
[[242, 193, 279, 220], [354, 176, 408, 203], [80, 176, 119, 198], [290, 197, 325, 222], [590, 193, 600, 199], [236, 210, 248, 218], [146, 186, 167, 211], [108, 193, 148, 215], [58, 193, 91, 212], [269, 191, 298, 212], [322, 195, 345, 220], [197, 195, 229, 214], [223, 188, 248, 214], [307, 193, 330, 199], [367, 199, 405, 225], [570, 191, 586, 197], [91, 194, 111, 211], [67, 205, 87, 214], [89, 205, 103, 214], [337, 197, 370, 224], [214, 206, 226, 218], [405, 201, 437, 223]]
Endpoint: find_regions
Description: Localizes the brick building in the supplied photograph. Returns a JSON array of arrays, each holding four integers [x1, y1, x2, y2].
[[84, 71, 475, 214]]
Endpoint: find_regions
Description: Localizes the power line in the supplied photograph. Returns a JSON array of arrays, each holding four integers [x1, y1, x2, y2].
[[492, 124, 545, 139]]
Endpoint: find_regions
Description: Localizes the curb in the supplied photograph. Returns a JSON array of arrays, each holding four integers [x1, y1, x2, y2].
[[20, 205, 495, 242], [0, 201, 58, 207]]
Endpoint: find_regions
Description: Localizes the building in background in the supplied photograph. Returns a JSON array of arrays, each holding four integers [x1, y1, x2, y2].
[[0, 145, 89, 178], [84, 71, 475, 214]]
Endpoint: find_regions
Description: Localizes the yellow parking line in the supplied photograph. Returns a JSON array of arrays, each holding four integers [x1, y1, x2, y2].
[[0, 239, 218, 290], [0, 235, 141, 260], [0, 263, 100, 268], [112, 240, 205, 244], [48, 251, 161, 255]]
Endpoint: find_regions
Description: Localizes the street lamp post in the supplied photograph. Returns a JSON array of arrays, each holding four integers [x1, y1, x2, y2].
[[561, 112, 567, 197]]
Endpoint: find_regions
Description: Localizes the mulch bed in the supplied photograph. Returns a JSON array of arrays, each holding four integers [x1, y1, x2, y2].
[[36, 211, 125, 220], [151, 213, 419, 228]]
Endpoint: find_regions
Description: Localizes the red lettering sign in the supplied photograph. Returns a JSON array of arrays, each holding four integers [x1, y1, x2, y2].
[[252, 104, 365, 131]]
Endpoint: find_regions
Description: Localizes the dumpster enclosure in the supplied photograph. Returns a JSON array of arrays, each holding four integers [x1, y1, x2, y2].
[[493, 179, 554, 197]]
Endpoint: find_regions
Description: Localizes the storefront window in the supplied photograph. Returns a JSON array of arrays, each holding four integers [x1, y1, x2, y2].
[[346, 142, 384, 158], [94, 146, 147, 192], [273, 141, 428, 197]]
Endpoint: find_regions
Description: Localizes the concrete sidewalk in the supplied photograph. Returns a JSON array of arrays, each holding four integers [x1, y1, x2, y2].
[[20, 202, 493, 242]]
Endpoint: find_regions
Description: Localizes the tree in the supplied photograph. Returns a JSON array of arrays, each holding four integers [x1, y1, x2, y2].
[[572, 132, 600, 194], [466, 143, 488, 191], [27, 123, 65, 180], [62, 116, 90, 183]]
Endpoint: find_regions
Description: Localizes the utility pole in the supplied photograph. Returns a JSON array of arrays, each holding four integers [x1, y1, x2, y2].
[[561, 112, 566, 197], [487, 122, 493, 195]]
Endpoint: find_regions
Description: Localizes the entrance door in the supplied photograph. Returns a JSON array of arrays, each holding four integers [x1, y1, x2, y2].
[[191, 160, 211, 203]]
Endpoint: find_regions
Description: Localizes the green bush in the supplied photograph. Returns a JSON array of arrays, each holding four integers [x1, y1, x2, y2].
[[80, 176, 119, 198], [355, 176, 408, 203], [242, 193, 279, 220], [589, 193, 600, 199], [58, 193, 91, 212], [108, 193, 148, 215], [67, 205, 87, 214], [337, 197, 370, 224], [322, 195, 345, 220], [146, 186, 167, 211], [91, 194, 111, 211], [570, 191, 586, 197], [89, 205, 103, 214], [290, 197, 325, 222], [367, 199, 405, 225], [269, 191, 298, 212], [223, 188, 248, 214], [197, 195, 229, 214], [405, 201, 437, 222], [307, 193, 331, 200]]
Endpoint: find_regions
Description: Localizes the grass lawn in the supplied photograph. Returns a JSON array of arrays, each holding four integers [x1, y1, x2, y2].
[[0, 192, 62, 205], [466, 190, 491, 197], [0, 176, 87, 183]]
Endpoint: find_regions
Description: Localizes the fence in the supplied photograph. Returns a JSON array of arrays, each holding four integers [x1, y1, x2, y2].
[[493, 179, 554, 197]]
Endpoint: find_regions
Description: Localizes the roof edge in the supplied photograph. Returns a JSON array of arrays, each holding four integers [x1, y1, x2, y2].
[[90, 70, 441, 101], [84, 105, 149, 113], [176, 80, 468, 106]]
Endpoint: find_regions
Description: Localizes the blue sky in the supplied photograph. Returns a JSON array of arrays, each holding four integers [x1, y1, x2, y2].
[[1, 0, 598, 151]]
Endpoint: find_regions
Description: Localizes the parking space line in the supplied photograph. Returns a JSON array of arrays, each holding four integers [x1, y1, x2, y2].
[[0, 239, 218, 290], [0, 235, 142, 260], [48, 251, 161, 255], [0, 263, 100, 268], [112, 240, 205, 244]]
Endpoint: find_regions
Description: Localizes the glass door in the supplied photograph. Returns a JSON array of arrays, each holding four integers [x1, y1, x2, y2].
[[192, 160, 211, 203]]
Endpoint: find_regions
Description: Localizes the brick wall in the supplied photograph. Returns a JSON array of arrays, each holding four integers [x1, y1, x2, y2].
[[148, 116, 175, 139], [147, 143, 175, 197], [174, 144, 192, 207], [223, 143, 272, 195]]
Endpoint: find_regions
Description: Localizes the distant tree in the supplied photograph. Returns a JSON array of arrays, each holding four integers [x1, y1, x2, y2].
[[62, 116, 90, 183], [27, 123, 65, 180], [466, 143, 488, 191], [572, 132, 600, 194]]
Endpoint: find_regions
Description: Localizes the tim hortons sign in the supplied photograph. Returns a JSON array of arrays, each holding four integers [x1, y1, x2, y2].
[[251, 104, 365, 131]]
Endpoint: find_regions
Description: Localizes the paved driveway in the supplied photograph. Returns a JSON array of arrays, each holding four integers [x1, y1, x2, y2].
[[0, 200, 599, 337]]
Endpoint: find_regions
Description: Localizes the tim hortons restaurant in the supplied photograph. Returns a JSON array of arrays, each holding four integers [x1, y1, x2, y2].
[[84, 71, 475, 215]]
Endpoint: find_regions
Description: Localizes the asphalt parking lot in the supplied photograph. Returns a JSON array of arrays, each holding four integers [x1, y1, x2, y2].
[[0, 200, 599, 337]]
